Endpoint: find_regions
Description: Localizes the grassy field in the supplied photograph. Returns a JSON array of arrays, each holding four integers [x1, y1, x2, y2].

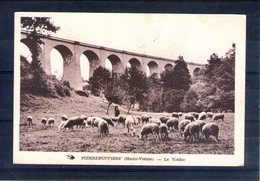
[[19, 93, 234, 154]]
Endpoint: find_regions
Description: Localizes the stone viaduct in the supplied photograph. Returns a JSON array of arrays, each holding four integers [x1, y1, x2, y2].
[[21, 31, 204, 90]]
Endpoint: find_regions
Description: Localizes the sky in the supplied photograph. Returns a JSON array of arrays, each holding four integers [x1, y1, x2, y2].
[[20, 13, 245, 80]]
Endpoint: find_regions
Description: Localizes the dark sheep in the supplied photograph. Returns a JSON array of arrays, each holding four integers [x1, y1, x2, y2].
[[141, 115, 150, 124], [166, 118, 179, 131], [198, 112, 207, 121], [184, 122, 200, 142], [185, 114, 195, 122], [117, 115, 127, 126], [172, 112, 179, 119], [111, 117, 119, 122], [101, 116, 114, 127], [139, 123, 160, 141], [62, 116, 85, 130], [207, 112, 213, 118], [159, 123, 169, 140], [202, 123, 219, 142], [178, 112, 183, 117], [190, 112, 199, 120], [160, 116, 170, 124], [213, 113, 224, 121]]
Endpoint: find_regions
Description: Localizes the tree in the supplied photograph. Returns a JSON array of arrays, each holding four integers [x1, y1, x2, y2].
[[104, 73, 124, 114], [89, 67, 124, 114], [89, 66, 111, 96], [161, 56, 191, 91], [159, 56, 191, 112], [120, 67, 149, 113], [21, 17, 60, 95], [192, 44, 235, 112]]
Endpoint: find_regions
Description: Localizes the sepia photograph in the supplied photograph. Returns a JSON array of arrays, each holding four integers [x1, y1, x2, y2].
[[13, 12, 246, 166]]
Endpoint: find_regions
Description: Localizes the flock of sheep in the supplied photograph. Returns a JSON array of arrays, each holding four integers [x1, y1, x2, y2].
[[25, 111, 224, 143]]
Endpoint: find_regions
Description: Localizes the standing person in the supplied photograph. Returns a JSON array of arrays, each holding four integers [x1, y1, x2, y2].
[[114, 106, 120, 117]]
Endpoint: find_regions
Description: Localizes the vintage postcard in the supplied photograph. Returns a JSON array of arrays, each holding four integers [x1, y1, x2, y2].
[[14, 12, 246, 166]]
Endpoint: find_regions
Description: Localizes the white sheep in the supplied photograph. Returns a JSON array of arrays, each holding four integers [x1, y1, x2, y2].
[[183, 122, 200, 142], [198, 112, 207, 121], [166, 118, 179, 131], [179, 119, 191, 134], [26, 115, 33, 126], [41, 117, 47, 128], [125, 115, 137, 136], [98, 120, 109, 137], [58, 115, 68, 130], [149, 117, 161, 126], [139, 123, 160, 141], [159, 123, 169, 140], [48, 118, 55, 127], [202, 123, 219, 143]]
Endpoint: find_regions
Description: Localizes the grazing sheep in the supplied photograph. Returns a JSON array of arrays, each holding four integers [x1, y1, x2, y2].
[[196, 120, 207, 133], [149, 117, 161, 126], [125, 116, 137, 136], [100, 116, 114, 127], [179, 119, 191, 134], [111, 117, 119, 123], [202, 123, 219, 143], [213, 113, 224, 121], [139, 123, 160, 141], [135, 116, 141, 125], [159, 123, 169, 140], [58, 115, 69, 130], [62, 116, 85, 130], [183, 122, 200, 142], [41, 117, 47, 128], [160, 116, 170, 124], [190, 112, 199, 120], [185, 114, 195, 122], [198, 112, 207, 121], [61, 115, 68, 121], [91, 117, 105, 128], [207, 112, 213, 118], [117, 115, 127, 126], [172, 112, 180, 119], [85, 117, 94, 127], [98, 120, 109, 137], [26, 116, 33, 126], [166, 118, 179, 131], [141, 115, 150, 124], [178, 112, 183, 118], [48, 118, 55, 127]]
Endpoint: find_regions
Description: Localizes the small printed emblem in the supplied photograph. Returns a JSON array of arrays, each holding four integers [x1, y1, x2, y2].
[[66, 154, 75, 160]]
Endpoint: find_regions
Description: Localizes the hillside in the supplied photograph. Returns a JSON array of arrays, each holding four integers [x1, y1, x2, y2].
[[20, 92, 126, 124]]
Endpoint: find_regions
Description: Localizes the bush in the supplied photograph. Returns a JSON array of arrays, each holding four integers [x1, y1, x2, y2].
[[75, 90, 89, 97], [20, 56, 71, 98]]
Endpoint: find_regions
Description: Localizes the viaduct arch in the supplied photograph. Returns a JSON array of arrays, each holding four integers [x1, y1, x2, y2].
[[20, 32, 204, 90]]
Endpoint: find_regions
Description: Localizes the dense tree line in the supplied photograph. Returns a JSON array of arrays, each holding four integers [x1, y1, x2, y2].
[[181, 44, 235, 112], [89, 45, 235, 113]]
